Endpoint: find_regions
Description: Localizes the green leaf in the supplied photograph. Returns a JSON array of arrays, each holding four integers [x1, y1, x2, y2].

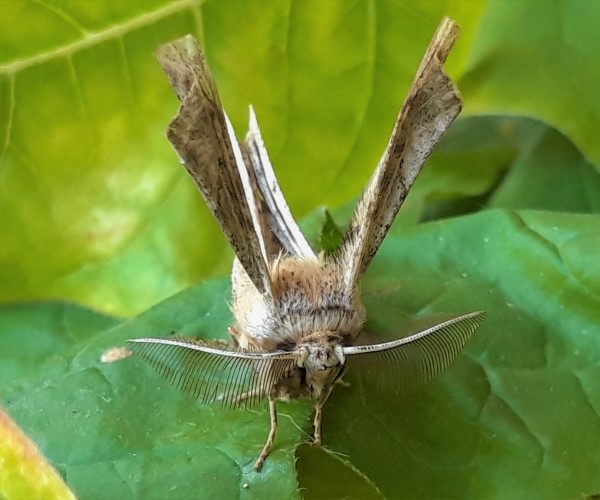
[[460, 1, 600, 170], [3, 281, 311, 499], [319, 209, 344, 254], [488, 124, 600, 212], [0, 0, 485, 316], [416, 115, 543, 222], [0, 302, 119, 389], [3, 0, 600, 317], [296, 445, 384, 499], [4, 209, 599, 498], [0, 1, 229, 316], [307, 209, 600, 498], [418, 116, 600, 220], [299, 207, 346, 254], [0, 406, 76, 500]]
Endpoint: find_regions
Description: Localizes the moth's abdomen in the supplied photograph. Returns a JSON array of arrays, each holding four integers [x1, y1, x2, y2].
[[271, 258, 364, 339]]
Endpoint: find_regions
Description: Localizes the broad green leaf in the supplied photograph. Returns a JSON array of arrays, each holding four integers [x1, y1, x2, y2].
[[488, 124, 600, 213], [309, 209, 600, 498], [416, 115, 544, 222], [0, 301, 119, 389], [3, 0, 600, 318], [202, 0, 484, 211], [4, 209, 599, 498], [318, 115, 600, 228], [0, 0, 485, 316], [420, 116, 600, 220], [460, 0, 600, 170], [3, 281, 311, 499]]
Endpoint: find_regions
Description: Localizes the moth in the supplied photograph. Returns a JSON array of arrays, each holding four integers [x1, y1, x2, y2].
[[129, 17, 484, 471]]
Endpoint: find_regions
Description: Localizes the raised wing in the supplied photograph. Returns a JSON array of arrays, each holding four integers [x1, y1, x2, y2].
[[343, 311, 485, 392], [242, 107, 316, 260], [339, 17, 462, 292], [156, 36, 272, 295], [128, 337, 297, 408]]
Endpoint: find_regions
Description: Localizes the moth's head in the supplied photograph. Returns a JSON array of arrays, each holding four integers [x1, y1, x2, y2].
[[296, 332, 346, 394]]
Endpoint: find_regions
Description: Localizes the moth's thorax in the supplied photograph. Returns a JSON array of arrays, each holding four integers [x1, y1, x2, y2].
[[231, 256, 365, 351]]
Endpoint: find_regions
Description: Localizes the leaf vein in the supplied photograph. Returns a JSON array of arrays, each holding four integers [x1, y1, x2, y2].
[[0, 0, 200, 75]]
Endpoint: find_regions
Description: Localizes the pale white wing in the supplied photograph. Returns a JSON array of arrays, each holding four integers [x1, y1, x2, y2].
[[243, 107, 316, 260], [339, 17, 462, 291], [156, 36, 272, 295]]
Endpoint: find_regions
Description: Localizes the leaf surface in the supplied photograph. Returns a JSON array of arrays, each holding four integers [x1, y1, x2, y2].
[[3, 210, 599, 498], [3, 281, 310, 499]]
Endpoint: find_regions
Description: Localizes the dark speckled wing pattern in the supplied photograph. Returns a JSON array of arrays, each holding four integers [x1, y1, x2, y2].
[[339, 18, 463, 293], [156, 37, 273, 295]]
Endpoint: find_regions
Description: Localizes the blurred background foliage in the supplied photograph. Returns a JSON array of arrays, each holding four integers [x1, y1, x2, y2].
[[2, 0, 599, 317], [1, 0, 600, 498]]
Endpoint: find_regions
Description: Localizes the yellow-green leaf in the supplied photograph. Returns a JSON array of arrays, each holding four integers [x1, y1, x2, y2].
[[0, 406, 75, 500]]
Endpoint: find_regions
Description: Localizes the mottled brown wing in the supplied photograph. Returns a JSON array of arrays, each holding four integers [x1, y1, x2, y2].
[[128, 337, 297, 408], [156, 36, 272, 295], [344, 311, 485, 392], [339, 17, 462, 292]]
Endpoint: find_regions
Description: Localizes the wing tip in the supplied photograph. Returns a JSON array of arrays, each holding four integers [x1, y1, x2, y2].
[[435, 17, 460, 55]]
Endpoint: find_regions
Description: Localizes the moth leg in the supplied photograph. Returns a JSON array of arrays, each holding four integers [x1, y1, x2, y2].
[[254, 396, 277, 471], [312, 385, 335, 446]]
